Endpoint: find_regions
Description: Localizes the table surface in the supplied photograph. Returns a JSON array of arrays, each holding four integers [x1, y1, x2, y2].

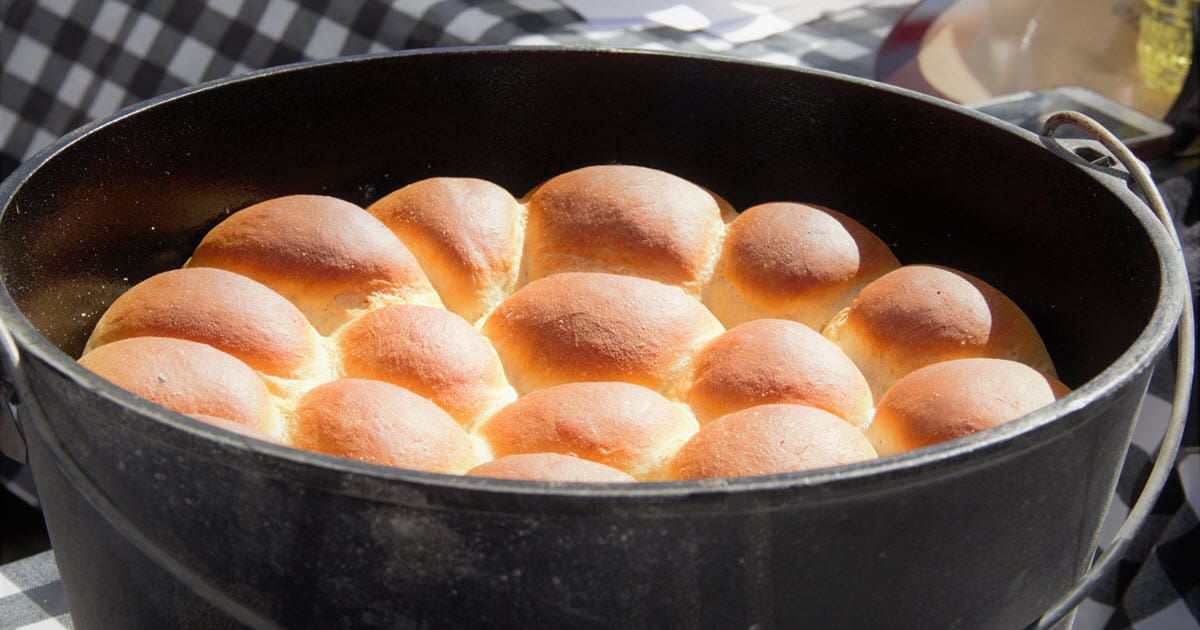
[[1, 1, 1196, 629]]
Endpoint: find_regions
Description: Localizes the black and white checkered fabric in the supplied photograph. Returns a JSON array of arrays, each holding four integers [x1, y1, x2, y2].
[[0, 0, 907, 173], [1, 1, 1196, 629], [0, 550, 70, 629]]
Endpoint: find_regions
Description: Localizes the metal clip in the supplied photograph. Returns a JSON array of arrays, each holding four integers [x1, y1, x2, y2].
[[0, 365, 26, 463], [0, 321, 28, 464]]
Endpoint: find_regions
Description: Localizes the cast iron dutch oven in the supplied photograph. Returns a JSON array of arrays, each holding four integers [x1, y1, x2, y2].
[[0, 48, 1192, 629]]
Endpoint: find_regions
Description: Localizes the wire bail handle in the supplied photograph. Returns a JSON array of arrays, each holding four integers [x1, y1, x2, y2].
[[1030, 110, 1195, 630]]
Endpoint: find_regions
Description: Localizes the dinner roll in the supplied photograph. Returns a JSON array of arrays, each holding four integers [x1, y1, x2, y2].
[[703, 202, 900, 330], [866, 358, 1070, 456], [683, 318, 874, 428], [466, 453, 636, 483], [187, 194, 441, 334], [668, 404, 877, 480], [474, 381, 699, 480], [823, 264, 1055, 399], [83, 267, 325, 380], [481, 272, 725, 396], [78, 336, 280, 438], [335, 304, 516, 428], [523, 164, 734, 295], [77, 165, 1070, 483], [366, 177, 525, 323], [289, 379, 477, 473]]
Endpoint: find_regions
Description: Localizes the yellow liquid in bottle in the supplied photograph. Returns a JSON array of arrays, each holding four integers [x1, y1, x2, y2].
[[1138, 0, 1195, 96]]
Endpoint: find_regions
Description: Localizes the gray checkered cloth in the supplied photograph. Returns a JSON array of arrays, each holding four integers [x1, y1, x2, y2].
[[0, 0, 905, 171], [1, 1, 1196, 629]]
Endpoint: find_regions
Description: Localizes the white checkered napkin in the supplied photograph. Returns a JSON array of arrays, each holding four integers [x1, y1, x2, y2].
[[508, 0, 910, 77], [0, 0, 903, 177], [0, 551, 71, 629], [0, 0, 582, 176]]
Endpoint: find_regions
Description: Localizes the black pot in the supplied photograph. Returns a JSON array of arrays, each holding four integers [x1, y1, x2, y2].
[[0, 48, 1189, 629]]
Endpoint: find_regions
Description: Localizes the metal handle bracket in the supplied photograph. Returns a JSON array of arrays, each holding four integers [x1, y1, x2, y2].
[[0, 327, 27, 463]]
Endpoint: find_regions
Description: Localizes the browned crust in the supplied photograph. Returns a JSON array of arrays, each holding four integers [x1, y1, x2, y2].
[[866, 358, 1070, 456], [668, 404, 877, 480], [290, 378, 476, 472], [480, 272, 724, 395], [847, 265, 1050, 364], [474, 381, 697, 479], [684, 318, 873, 427], [824, 264, 1055, 396], [187, 194, 438, 332], [366, 178, 523, 321], [78, 336, 276, 435], [336, 304, 514, 426], [524, 165, 728, 291], [84, 267, 320, 378], [466, 453, 636, 483], [705, 202, 899, 327]]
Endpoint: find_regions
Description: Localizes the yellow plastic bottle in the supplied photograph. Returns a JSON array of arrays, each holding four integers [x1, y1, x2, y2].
[[1138, 0, 1196, 96]]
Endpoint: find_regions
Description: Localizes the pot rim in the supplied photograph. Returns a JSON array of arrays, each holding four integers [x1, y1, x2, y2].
[[0, 46, 1189, 503]]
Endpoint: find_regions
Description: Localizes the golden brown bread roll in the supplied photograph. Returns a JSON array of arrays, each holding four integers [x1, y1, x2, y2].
[[683, 318, 874, 428], [466, 453, 636, 483], [703, 202, 900, 330], [865, 358, 1070, 456], [187, 194, 441, 334], [78, 336, 280, 438], [83, 267, 325, 380], [668, 404, 877, 480], [473, 381, 698, 480], [334, 304, 516, 428], [523, 165, 734, 295], [289, 378, 477, 473], [365, 177, 525, 323], [823, 264, 1055, 399], [78, 165, 1067, 482], [481, 272, 724, 396]]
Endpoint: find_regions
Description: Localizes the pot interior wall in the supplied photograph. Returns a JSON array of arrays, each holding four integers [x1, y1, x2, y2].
[[0, 50, 1159, 389]]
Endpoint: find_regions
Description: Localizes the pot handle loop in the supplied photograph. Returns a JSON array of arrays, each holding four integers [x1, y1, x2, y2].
[[0, 322, 284, 630], [1031, 111, 1196, 630]]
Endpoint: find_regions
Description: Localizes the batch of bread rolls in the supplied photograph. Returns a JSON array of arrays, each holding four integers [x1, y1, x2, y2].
[[78, 164, 1071, 483]]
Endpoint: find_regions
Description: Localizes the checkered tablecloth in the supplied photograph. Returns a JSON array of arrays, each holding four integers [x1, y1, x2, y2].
[[0, 0, 910, 171], [1, 1, 1196, 629]]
